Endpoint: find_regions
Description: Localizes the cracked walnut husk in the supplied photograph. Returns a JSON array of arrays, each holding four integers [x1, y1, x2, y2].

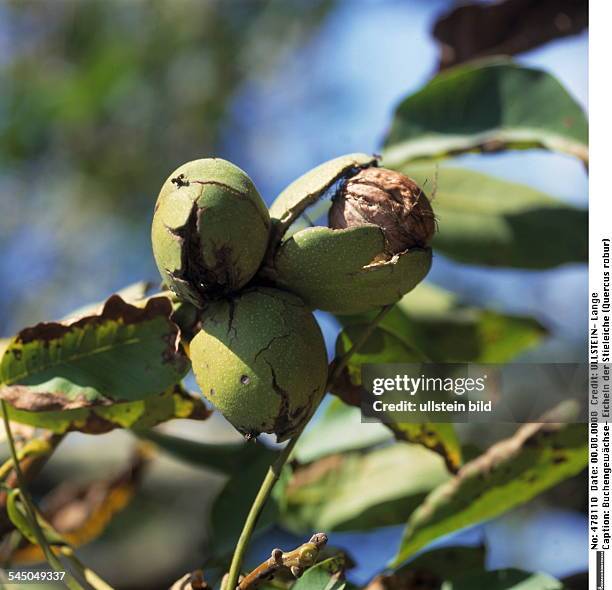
[[190, 287, 327, 442], [151, 158, 270, 307], [265, 154, 434, 315]]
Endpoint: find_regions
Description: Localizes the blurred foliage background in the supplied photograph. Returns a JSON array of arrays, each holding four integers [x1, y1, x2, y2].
[[0, 0, 333, 332], [0, 1, 588, 589]]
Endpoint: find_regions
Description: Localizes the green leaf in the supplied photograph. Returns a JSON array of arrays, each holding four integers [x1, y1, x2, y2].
[[140, 430, 271, 476], [328, 370, 462, 473], [383, 60, 587, 166], [332, 283, 547, 471], [406, 165, 588, 269], [330, 329, 462, 472], [2, 385, 210, 434], [386, 423, 462, 474], [441, 569, 564, 590], [0, 295, 189, 409], [391, 421, 587, 567], [292, 557, 347, 590], [337, 323, 426, 375], [295, 397, 392, 464], [209, 443, 280, 559], [278, 444, 450, 533], [339, 282, 547, 364]]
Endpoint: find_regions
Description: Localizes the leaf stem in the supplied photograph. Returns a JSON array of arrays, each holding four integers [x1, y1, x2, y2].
[[1, 401, 83, 590], [223, 303, 393, 590]]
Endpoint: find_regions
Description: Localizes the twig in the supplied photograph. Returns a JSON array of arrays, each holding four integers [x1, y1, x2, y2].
[[169, 569, 209, 590], [1, 400, 83, 590], [60, 546, 115, 590], [237, 533, 328, 590], [223, 304, 393, 590]]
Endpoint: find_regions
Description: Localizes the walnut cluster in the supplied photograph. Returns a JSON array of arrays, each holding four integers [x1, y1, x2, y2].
[[329, 167, 435, 255]]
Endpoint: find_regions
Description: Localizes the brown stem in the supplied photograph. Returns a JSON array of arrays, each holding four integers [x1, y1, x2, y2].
[[236, 533, 328, 590]]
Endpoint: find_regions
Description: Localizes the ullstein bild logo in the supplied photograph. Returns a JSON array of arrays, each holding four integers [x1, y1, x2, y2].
[[361, 363, 588, 424]]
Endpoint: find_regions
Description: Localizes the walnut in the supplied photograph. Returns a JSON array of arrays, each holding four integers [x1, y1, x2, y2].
[[329, 167, 435, 255]]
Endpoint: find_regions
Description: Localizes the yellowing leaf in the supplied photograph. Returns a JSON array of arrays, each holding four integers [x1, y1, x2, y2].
[[392, 421, 587, 566]]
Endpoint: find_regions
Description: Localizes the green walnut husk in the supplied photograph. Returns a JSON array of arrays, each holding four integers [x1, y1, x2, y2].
[[190, 287, 328, 441], [263, 154, 434, 315], [151, 158, 270, 307]]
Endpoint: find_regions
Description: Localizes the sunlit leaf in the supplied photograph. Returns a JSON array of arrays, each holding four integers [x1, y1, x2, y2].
[[383, 60, 587, 166], [338, 282, 547, 365], [332, 294, 462, 474], [61, 281, 155, 320], [386, 423, 462, 474], [329, 374, 462, 473], [0, 295, 189, 409], [406, 165, 587, 269], [295, 397, 392, 464], [278, 444, 450, 533], [391, 421, 587, 566], [332, 284, 547, 471], [292, 556, 347, 590], [0, 438, 53, 480], [2, 385, 209, 435]]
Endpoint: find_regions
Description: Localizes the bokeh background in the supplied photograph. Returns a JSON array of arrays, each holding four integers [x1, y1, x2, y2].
[[0, 1, 588, 589]]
